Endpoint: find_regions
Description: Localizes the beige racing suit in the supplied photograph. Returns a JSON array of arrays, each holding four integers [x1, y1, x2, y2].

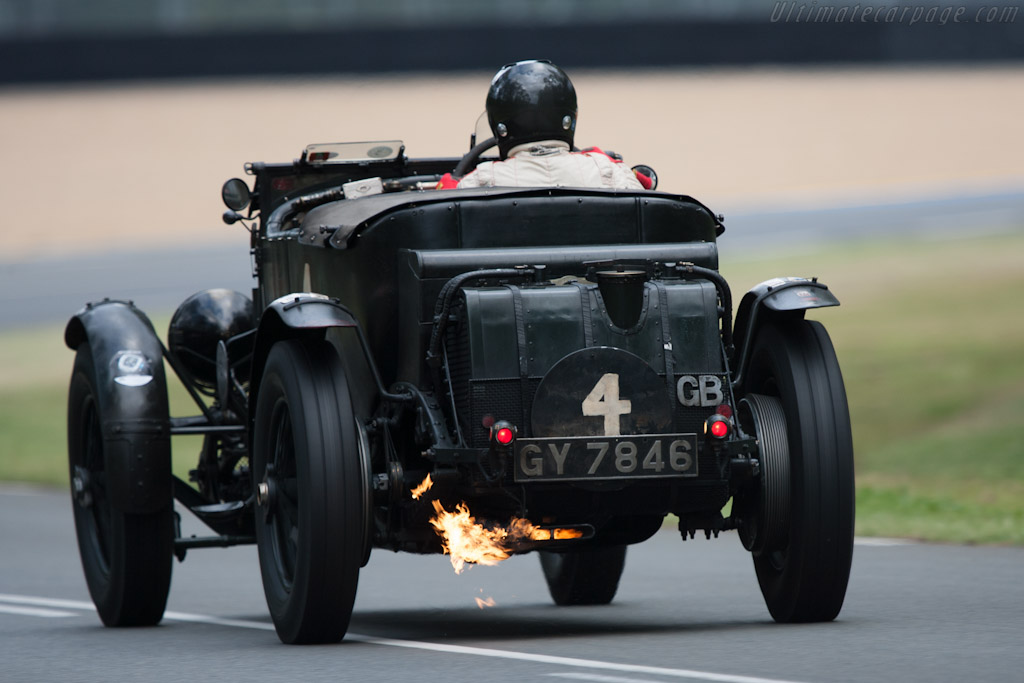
[[456, 141, 644, 190]]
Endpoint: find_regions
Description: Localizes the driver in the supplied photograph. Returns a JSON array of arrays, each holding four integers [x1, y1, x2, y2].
[[438, 60, 651, 190]]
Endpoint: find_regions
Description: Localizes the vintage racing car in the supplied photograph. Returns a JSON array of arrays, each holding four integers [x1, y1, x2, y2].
[[65, 134, 854, 643]]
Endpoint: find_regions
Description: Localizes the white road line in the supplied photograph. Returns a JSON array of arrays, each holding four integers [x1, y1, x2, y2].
[[0, 594, 95, 611], [344, 633, 813, 683], [162, 610, 276, 631], [854, 537, 913, 547], [547, 672, 674, 682], [0, 604, 77, 618], [1, 593, 813, 683]]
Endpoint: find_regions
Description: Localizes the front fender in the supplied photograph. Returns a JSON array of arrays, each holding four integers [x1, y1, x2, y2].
[[732, 278, 840, 389], [65, 300, 171, 514]]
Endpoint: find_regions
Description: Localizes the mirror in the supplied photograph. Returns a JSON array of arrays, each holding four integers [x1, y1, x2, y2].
[[631, 165, 658, 191], [221, 178, 251, 211]]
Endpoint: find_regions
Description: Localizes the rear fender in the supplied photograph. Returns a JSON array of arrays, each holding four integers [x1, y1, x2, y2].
[[731, 278, 840, 390], [64, 300, 171, 514], [248, 293, 360, 430]]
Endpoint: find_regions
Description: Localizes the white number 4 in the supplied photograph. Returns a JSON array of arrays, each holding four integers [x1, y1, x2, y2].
[[582, 373, 632, 436]]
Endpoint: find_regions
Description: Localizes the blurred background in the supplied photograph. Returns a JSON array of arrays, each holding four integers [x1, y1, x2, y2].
[[1, 0, 1021, 542]]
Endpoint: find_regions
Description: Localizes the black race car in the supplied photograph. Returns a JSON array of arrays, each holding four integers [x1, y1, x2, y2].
[[66, 136, 854, 644]]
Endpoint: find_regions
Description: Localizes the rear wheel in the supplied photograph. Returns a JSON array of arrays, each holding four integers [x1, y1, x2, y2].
[[253, 339, 364, 644], [539, 545, 627, 606], [67, 345, 173, 626], [738, 319, 854, 623]]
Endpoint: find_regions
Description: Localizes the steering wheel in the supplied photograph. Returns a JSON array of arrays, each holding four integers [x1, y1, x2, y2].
[[452, 137, 497, 179]]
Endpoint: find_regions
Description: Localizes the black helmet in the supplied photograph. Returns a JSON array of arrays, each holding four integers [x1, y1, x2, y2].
[[486, 59, 577, 159]]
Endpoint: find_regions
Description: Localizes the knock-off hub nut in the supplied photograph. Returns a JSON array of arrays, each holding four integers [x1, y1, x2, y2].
[[256, 480, 274, 507]]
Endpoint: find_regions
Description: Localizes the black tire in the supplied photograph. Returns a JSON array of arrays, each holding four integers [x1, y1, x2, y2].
[[742, 319, 854, 623], [67, 345, 173, 626], [539, 545, 627, 606], [253, 339, 363, 644]]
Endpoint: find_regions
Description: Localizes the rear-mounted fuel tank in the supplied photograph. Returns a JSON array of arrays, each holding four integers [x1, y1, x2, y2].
[[447, 279, 724, 447]]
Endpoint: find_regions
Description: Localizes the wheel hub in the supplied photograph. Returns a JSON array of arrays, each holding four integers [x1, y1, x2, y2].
[[257, 476, 278, 522], [72, 465, 93, 508]]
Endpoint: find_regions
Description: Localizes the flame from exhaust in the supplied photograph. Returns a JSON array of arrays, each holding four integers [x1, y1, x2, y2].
[[429, 501, 509, 572], [411, 474, 433, 500], [428, 500, 584, 573], [554, 528, 585, 540], [474, 596, 496, 609]]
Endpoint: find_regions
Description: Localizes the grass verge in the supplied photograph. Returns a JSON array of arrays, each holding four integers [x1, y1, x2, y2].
[[721, 230, 1024, 544]]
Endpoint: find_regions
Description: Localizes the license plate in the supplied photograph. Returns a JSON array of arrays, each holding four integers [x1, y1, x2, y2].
[[513, 433, 699, 483]]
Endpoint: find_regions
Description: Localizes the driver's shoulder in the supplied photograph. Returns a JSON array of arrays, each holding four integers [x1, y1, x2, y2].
[[456, 160, 497, 188]]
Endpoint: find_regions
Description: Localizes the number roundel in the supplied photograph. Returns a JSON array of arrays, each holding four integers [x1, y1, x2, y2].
[[531, 347, 672, 438]]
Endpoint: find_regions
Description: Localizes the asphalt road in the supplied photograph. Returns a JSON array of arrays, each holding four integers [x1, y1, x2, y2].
[[3, 191, 1022, 329], [2, 486, 1022, 683]]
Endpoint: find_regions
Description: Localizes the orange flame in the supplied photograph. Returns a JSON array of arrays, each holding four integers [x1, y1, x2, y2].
[[554, 528, 584, 540], [474, 596, 496, 609], [411, 474, 433, 500], [428, 500, 584, 573], [429, 500, 509, 572]]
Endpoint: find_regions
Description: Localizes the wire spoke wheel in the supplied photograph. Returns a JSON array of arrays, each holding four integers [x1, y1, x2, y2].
[[739, 319, 855, 623], [67, 345, 173, 626], [253, 339, 366, 644]]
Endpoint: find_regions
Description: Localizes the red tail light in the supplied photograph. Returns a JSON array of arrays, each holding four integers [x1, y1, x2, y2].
[[491, 420, 517, 445], [706, 415, 731, 439]]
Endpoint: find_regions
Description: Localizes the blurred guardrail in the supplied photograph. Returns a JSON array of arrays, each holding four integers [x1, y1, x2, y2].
[[0, 0, 1021, 83]]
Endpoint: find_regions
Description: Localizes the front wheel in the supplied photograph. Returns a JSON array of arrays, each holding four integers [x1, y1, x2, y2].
[[67, 345, 173, 626], [253, 339, 364, 644], [738, 319, 854, 623], [539, 545, 627, 606]]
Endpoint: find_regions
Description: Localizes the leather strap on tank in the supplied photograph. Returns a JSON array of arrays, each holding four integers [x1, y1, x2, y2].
[[506, 284, 531, 429], [651, 281, 677, 405], [574, 282, 595, 348], [506, 285, 529, 379]]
